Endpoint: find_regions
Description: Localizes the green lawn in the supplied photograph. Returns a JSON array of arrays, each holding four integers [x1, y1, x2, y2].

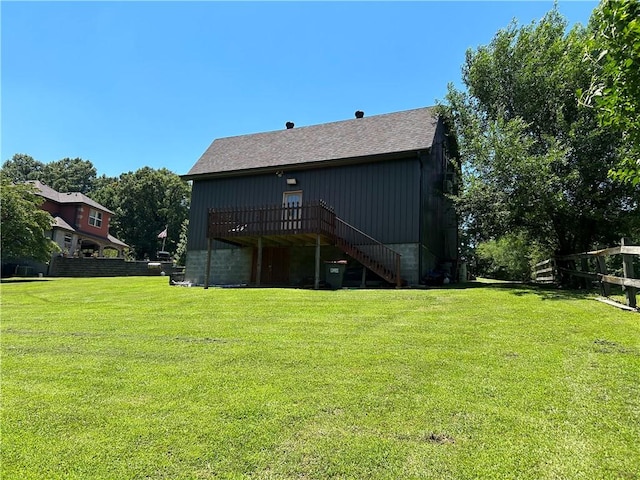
[[2, 277, 639, 479]]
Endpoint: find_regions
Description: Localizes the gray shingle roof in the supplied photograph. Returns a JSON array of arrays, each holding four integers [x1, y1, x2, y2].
[[53, 216, 75, 231], [30, 181, 115, 214], [107, 234, 129, 248], [185, 106, 439, 178]]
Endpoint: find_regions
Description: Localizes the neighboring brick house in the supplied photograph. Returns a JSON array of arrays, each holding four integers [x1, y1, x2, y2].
[[182, 107, 459, 288], [31, 181, 128, 257]]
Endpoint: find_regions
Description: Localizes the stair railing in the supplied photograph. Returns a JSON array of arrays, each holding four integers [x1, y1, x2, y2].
[[333, 218, 401, 287]]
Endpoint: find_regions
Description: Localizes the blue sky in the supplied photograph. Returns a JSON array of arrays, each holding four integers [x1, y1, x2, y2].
[[2, 1, 598, 178]]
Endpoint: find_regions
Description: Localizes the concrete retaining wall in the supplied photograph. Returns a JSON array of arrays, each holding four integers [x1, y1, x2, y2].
[[48, 257, 177, 277]]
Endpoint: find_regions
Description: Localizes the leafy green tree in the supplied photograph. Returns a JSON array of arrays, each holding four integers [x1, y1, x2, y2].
[[476, 232, 547, 281], [90, 174, 119, 208], [0, 176, 59, 262], [1, 155, 98, 194], [93, 174, 119, 193], [583, 0, 640, 185], [174, 219, 189, 266], [444, 7, 639, 257], [41, 157, 97, 194], [93, 167, 190, 260], [1, 154, 45, 182]]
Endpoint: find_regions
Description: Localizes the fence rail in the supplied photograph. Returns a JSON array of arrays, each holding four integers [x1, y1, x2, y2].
[[534, 237, 638, 309]]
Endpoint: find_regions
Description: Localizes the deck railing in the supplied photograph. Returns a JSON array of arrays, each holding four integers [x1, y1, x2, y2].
[[207, 201, 402, 287], [208, 201, 336, 239]]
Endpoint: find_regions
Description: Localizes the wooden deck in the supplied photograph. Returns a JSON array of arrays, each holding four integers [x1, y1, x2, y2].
[[206, 201, 402, 288], [208, 201, 336, 247]]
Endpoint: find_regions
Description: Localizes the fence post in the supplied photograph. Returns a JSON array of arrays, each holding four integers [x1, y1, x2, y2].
[[595, 254, 611, 297], [556, 257, 569, 286], [563, 258, 583, 289], [621, 237, 637, 308], [580, 256, 590, 289]]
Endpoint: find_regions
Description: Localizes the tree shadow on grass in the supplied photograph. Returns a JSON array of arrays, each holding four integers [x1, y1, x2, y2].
[[509, 284, 593, 301], [440, 279, 592, 301], [1, 278, 51, 284]]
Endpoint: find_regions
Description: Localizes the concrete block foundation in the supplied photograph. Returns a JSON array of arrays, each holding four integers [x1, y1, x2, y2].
[[185, 242, 425, 287]]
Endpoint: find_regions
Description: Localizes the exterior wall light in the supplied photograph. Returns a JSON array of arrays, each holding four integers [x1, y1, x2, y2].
[[286, 178, 297, 185]]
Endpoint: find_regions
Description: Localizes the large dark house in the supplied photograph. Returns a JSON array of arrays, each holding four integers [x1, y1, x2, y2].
[[182, 107, 459, 288]]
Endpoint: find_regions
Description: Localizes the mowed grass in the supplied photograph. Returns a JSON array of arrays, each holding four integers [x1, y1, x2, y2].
[[1, 277, 639, 479]]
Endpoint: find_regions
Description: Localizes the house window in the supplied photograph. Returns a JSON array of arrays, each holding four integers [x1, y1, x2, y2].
[[64, 233, 72, 249], [88, 209, 103, 228]]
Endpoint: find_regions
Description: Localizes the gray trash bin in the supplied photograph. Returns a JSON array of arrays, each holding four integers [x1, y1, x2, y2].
[[324, 260, 347, 289]]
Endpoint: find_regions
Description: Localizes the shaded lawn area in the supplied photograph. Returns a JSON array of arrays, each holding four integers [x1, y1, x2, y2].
[[1, 277, 639, 479]]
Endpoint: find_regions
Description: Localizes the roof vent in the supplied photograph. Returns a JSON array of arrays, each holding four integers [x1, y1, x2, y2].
[[355, 110, 364, 118], [285, 121, 295, 129]]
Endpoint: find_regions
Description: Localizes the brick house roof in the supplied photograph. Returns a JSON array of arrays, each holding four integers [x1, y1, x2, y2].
[[184, 107, 439, 178], [30, 180, 114, 214]]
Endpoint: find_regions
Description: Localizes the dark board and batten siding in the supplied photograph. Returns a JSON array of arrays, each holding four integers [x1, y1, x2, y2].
[[421, 125, 447, 259], [187, 156, 421, 251]]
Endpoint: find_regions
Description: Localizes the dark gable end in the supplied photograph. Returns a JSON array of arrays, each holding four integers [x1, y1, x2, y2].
[[184, 107, 439, 179]]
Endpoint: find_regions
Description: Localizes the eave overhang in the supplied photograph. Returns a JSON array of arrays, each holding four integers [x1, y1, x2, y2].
[[181, 148, 429, 182]]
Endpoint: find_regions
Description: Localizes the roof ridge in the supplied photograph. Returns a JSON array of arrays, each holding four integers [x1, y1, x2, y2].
[[218, 106, 435, 141]]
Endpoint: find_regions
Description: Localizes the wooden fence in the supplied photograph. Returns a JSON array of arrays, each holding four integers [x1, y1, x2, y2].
[[534, 238, 640, 310]]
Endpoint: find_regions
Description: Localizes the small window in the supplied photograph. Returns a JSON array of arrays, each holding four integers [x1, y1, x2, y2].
[[64, 234, 72, 249], [88, 209, 103, 228]]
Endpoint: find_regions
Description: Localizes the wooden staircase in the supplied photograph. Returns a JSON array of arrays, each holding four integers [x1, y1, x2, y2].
[[332, 217, 402, 287]]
